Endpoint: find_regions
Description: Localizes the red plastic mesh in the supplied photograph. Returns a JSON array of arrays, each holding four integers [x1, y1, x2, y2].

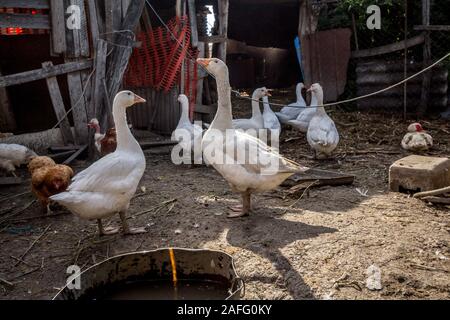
[[124, 16, 199, 119]]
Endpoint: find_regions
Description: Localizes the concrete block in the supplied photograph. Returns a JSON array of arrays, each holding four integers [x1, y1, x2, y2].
[[389, 155, 450, 193]]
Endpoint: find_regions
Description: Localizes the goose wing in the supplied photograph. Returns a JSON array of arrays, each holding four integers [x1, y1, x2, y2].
[[68, 152, 144, 193]]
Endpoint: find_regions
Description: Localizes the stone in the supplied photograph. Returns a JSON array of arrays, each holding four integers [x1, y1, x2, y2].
[[389, 155, 450, 193]]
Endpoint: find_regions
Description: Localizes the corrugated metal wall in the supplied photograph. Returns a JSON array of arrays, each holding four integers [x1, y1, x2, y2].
[[127, 87, 181, 135], [356, 61, 448, 111]]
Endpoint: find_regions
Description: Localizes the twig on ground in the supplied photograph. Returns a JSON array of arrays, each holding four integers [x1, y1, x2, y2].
[[10, 255, 38, 268], [283, 180, 319, 214], [14, 224, 51, 267], [8, 267, 41, 281], [413, 186, 450, 199], [0, 277, 14, 289], [410, 263, 449, 273], [131, 199, 177, 218]]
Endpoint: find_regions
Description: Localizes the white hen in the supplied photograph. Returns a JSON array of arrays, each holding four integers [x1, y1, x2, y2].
[[275, 83, 306, 124], [306, 84, 339, 159], [0, 143, 37, 176], [50, 91, 147, 236], [401, 123, 433, 152], [172, 94, 203, 164]]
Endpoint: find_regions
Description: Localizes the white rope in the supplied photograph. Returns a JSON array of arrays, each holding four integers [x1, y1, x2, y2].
[[148, 1, 450, 110]]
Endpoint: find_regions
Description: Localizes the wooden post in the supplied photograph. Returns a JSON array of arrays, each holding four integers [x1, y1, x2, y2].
[[87, 0, 100, 52], [419, 0, 431, 116], [66, 59, 89, 145], [0, 67, 16, 132], [42, 62, 75, 145], [188, 0, 199, 48], [105, 0, 145, 103], [91, 40, 108, 122], [217, 0, 229, 63], [50, 0, 66, 55], [403, 0, 408, 121]]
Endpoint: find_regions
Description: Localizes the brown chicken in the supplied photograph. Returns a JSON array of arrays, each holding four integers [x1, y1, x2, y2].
[[28, 156, 74, 214], [100, 127, 117, 156]]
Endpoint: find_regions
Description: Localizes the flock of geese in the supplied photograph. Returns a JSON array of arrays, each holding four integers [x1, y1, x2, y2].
[[0, 58, 434, 236]]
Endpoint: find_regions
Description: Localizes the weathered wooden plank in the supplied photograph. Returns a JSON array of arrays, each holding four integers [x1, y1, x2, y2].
[[282, 168, 355, 189], [196, 41, 205, 104], [0, 13, 50, 29], [0, 0, 49, 9], [0, 60, 92, 88], [66, 60, 89, 145], [0, 177, 23, 186], [122, 0, 131, 19], [75, 0, 90, 57], [141, 5, 152, 32], [86, 0, 100, 51], [217, 0, 229, 62], [106, 0, 145, 102], [49, 0, 66, 54], [351, 34, 425, 59], [199, 35, 227, 44], [42, 62, 75, 145], [414, 25, 450, 31], [105, 0, 122, 42], [91, 39, 108, 122], [419, 0, 431, 116], [140, 141, 178, 149], [63, 144, 87, 164], [187, 0, 198, 47], [0, 67, 16, 132], [48, 150, 76, 162]]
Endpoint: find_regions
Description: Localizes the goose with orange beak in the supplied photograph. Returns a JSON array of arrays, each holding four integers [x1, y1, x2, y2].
[[51, 91, 149, 236], [198, 58, 307, 218]]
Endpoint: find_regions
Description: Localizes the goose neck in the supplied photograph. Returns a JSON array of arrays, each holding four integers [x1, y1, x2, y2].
[[112, 99, 140, 152], [210, 75, 233, 130]]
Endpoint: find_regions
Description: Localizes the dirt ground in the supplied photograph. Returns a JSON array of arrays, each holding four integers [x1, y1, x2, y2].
[[0, 88, 449, 300]]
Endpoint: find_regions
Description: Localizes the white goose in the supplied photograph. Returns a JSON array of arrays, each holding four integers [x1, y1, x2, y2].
[[197, 58, 306, 218], [401, 123, 433, 152], [306, 84, 339, 159], [232, 87, 271, 131], [172, 94, 203, 164], [275, 83, 306, 124], [262, 95, 281, 142], [286, 87, 319, 133], [50, 91, 147, 236]]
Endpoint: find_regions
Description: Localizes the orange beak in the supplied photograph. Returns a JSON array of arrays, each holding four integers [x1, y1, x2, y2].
[[197, 58, 211, 68], [134, 94, 146, 104], [307, 87, 313, 93], [266, 89, 273, 97]]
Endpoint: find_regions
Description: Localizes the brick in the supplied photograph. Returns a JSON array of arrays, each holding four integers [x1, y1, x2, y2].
[[389, 155, 450, 193]]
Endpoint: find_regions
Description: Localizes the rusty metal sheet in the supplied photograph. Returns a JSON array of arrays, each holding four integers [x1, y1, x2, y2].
[[300, 28, 352, 102]]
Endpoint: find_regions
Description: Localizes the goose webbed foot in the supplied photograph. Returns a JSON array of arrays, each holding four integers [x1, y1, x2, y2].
[[119, 211, 147, 235], [227, 192, 251, 219], [97, 219, 120, 236]]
